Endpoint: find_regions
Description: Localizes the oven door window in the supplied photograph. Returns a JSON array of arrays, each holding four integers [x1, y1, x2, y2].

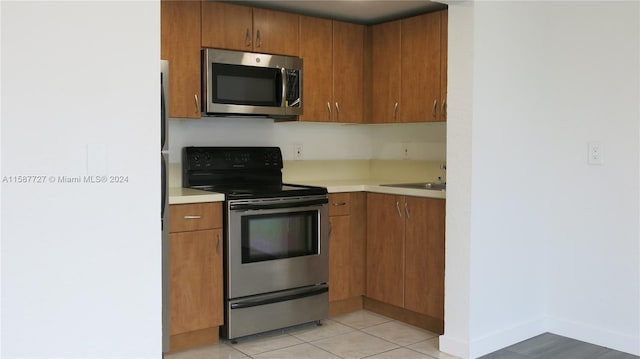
[[241, 210, 319, 263], [212, 63, 282, 107]]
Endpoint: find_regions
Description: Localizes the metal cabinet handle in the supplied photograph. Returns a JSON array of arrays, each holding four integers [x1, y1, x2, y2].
[[405, 202, 411, 219], [216, 234, 220, 254], [328, 222, 333, 239], [395, 201, 402, 218], [335, 102, 340, 121], [442, 98, 447, 118], [256, 29, 262, 48], [327, 102, 331, 120], [432, 99, 437, 117], [183, 215, 201, 219], [332, 202, 347, 207], [194, 94, 199, 113], [245, 28, 251, 47], [393, 102, 398, 119]]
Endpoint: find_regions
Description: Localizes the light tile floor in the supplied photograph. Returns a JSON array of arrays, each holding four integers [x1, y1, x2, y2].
[[166, 310, 459, 359], [166, 310, 639, 359]]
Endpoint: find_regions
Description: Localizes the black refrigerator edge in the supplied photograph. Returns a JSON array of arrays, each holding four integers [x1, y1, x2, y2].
[[161, 59, 170, 353]]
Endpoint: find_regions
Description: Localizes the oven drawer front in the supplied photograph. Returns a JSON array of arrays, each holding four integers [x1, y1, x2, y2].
[[229, 254, 328, 299], [224, 285, 328, 339]]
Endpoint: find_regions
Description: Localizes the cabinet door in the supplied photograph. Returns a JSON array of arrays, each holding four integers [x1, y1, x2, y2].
[[400, 12, 441, 122], [329, 215, 351, 302], [161, 0, 201, 119], [404, 197, 445, 320], [371, 20, 401, 124], [366, 193, 404, 307], [439, 10, 448, 121], [299, 16, 333, 122], [170, 229, 223, 335], [349, 192, 367, 297], [333, 21, 364, 123], [201, 1, 253, 51], [253, 8, 299, 56]]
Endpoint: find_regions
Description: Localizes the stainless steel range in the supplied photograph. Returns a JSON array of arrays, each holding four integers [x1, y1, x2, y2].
[[182, 147, 329, 340]]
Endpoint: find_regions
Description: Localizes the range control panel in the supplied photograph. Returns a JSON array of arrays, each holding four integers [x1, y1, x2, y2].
[[183, 147, 283, 170]]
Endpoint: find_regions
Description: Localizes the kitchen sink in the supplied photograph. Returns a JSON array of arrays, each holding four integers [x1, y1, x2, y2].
[[381, 182, 446, 191]]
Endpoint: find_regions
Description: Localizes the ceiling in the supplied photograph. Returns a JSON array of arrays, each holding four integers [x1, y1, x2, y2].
[[224, 1, 447, 25]]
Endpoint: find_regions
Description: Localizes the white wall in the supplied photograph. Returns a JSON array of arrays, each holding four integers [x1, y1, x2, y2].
[[1, 2, 160, 358], [443, 1, 640, 358], [168, 118, 446, 162], [439, 2, 474, 358], [540, 2, 639, 352]]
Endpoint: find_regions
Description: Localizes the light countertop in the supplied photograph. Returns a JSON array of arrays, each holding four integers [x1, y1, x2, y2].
[[169, 159, 447, 204], [295, 179, 446, 199], [169, 179, 445, 205], [169, 187, 224, 204]]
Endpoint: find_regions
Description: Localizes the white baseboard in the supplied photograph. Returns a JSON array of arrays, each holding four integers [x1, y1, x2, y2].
[[470, 318, 547, 358], [447, 318, 547, 359], [439, 334, 469, 358]]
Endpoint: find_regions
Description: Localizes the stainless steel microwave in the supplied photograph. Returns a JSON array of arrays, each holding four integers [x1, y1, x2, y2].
[[202, 48, 302, 118]]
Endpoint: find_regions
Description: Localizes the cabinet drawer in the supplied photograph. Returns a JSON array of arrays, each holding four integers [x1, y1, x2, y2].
[[328, 193, 351, 216], [169, 203, 222, 233]]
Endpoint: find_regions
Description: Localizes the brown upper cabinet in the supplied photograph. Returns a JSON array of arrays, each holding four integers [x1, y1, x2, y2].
[[161, 0, 202, 119], [371, 10, 447, 123], [370, 20, 401, 123], [201, 1, 299, 57], [161, 1, 446, 122], [439, 10, 448, 121], [299, 17, 364, 123]]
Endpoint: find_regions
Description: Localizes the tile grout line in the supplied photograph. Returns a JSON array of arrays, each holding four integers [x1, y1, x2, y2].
[[305, 340, 349, 359], [330, 316, 395, 332], [303, 323, 399, 359]]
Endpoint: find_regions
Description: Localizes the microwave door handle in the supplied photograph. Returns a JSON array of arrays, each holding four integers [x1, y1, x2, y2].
[[281, 67, 287, 107]]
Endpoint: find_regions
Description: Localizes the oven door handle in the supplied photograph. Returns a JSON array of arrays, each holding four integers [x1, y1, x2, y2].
[[229, 198, 328, 211], [230, 286, 328, 310]]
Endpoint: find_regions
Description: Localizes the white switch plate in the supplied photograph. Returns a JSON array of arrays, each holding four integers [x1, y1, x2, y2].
[[588, 142, 604, 165]]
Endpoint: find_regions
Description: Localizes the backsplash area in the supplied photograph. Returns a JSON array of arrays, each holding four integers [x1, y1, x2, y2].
[[168, 118, 446, 187], [283, 160, 446, 183], [169, 160, 445, 188], [168, 117, 446, 163]]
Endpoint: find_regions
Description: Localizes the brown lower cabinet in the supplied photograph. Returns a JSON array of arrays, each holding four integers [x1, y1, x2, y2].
[[366, 193, 445, 333], [168, 202, 223, 352], [167, 194, 445, 349], [328, 192, 366, 316]]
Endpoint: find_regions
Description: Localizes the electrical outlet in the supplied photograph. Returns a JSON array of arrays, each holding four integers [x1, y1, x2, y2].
[[294, 144, 303, 159], [401, 142, 410, 159], [588, 142, 604, 165]]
